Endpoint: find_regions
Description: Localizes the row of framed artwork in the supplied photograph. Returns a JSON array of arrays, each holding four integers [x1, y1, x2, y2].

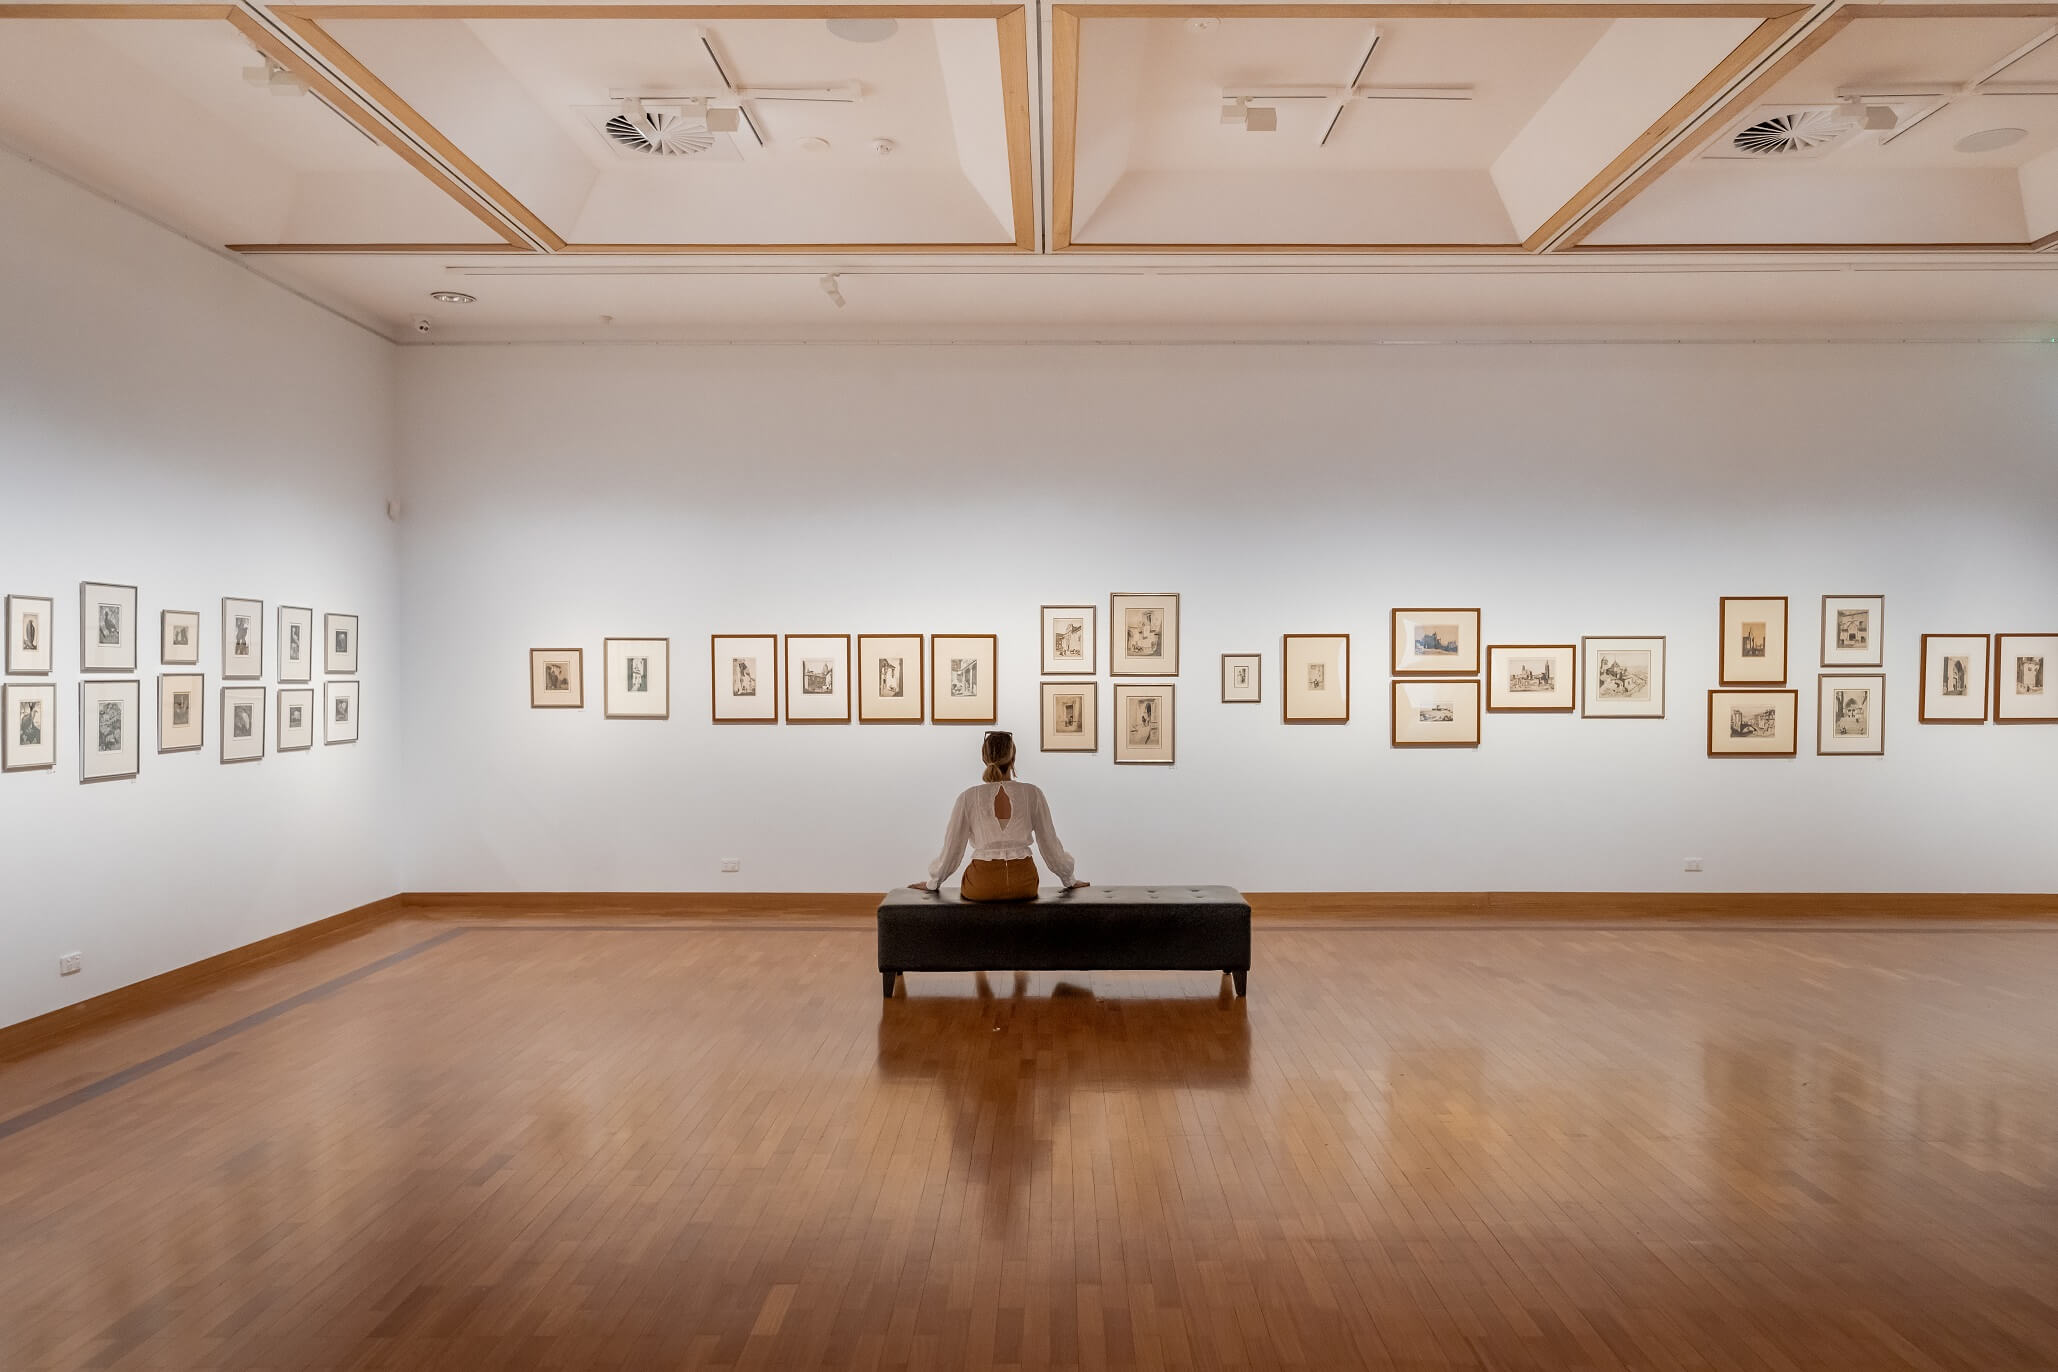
[[529, 635, 1004, 724], [2, 678, 362, 782], [4, 588, 360, 682]]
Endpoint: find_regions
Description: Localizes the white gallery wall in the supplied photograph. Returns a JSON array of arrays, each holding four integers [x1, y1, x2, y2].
[[0, 148, 401, 1029], [395, 338, 2058, 895]]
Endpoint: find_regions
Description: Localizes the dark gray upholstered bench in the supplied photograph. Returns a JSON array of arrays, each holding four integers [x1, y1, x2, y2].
[[876, 884, 1252, 997]]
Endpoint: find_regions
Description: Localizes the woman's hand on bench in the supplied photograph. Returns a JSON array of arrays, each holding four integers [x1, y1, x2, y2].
[[1067, 880, 1092, 890], [907, 882, 931, 891]]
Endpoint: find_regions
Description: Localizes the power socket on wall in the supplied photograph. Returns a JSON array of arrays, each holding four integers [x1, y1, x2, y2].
[[58, 951, 82, 976], [720, 859, 740, 874], [1683, 859, 1704, 873]]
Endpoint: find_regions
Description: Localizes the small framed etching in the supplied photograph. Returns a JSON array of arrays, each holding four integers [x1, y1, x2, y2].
[[1110, 593, 1179, 676], [325, 613, 359, 675], [79, 678, 140, 782], [1113, 682, 1174, 764], [1282, 635, 1349, 723], [1392, 608, 1480, 676], [711, 635, 778, 723], [1392, 679, 1481, 747], [1919, 634, 1989, 724], [1993, 633, 2058, 724], [1820, 595, 1884, 669], [4, 683, 56, 772], [530, 648, 584, 709], [222, 597, 264, 680], [1040, 605, 1096, 676], [80, 582, 138, 673], [784, 634, 852, 724], [1817, 674, 1885, 756], [1719, 596, 1788, 685], [221, 686, 266, 764], [931, 634, 998, 724], [604, 638, 669, 720], [278, 605, 314, 683], [1221, 653, 1262, 704], [1708, 688, 1798, 757], [7, 596, 54, 675], [325, 681, 361, 744], [161, 610, 201, 667], [857, 634, 924, 723], [1581, 636, 1665, 718], [1041, 681, 1098, 752], [278, 688, 315, 752], [1486, 644, 1575, 713], [158, 673, 205, 754]]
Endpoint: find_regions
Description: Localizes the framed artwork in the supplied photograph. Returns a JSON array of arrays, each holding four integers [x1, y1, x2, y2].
[[1993, 633, 2058, 724], [1392, 679, 1482, 747], [325, 680, 361, 744], [1919, 634, 1990, 724], [278, 688, 315, 752], [784, 634, 852, 724], [221, 686, 266, 764], [80, 582, 138, 673], [161, 610, 201, 667], [1040, 605, 1096, 676], [1392, 608, 1481, 676], [604, 637, 670, 720], [1110, 592, 1180, 676], [3, 683, 57, 772], [7, 595, 54, 675], [529, 648, 584, 708], [157, 673, 205, 754], [1817, 674, 1885, 756], [222, 597, 264, 680], [79, 678, 140, 782], [1282, 635, 1349, 723], [931, 634, 998, 724], [1719, 596, 1788, 685], [1040, 681, 1098, 752], [325, 613, 359, 675], [1708, 688, 1799, 757], [1221, 653, 1262, 704], [1113, 682, 1175, 764], [278, 605, 314, 683], [857, 634, 923, 723], [1581, 636, 1665, 718], [1820, 595, 1884, 669], [1486, 644, 1575, 713], [711, 635, 778, 722]]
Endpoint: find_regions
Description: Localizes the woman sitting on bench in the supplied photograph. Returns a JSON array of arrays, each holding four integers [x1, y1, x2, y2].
[[911, 730, 1089, 901]]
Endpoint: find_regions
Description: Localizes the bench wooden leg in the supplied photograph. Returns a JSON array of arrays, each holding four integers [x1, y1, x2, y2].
[[882, 970, 899, 998], [1230, 969, 1247, 998]]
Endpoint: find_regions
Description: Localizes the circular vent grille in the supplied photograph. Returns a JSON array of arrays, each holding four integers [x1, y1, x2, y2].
[[604, 109, 716, 157], [1730, 108, 1848, 157]]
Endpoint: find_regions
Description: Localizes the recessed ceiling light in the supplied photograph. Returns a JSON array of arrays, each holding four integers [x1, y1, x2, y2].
[[826, 17, 897, 42], [1956, 127, 2028, 154], [428, 290, 476, 304], [797, 136, 831, 154]]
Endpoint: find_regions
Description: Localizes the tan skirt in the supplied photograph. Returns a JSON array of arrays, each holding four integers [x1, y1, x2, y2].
[[961, 857, 1040, 902]]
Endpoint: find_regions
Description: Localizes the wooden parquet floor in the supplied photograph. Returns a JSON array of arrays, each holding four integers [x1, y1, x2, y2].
[[3, 914, 2058, 1370]]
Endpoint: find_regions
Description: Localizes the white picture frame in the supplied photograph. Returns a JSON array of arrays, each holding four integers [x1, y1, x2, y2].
[[80, 582, 138, 674], [604, 638, 669, 720], [3, 683, 57, 772], [1040, 680, 1098, 752], [160, 609, 201, 667], [1919, 634, 1990, 724], [930, 634, 997, 724], [1994, 633, 2058, 724], [1486, 644, 1576, 713], [1820, 594, 1884, 669], [1112, 682, 1174, 764], [158, 673, 205, 754], [6, 595, 54, 675], [1392, 608, 1481, 676], [1708, 688, 1799, 757], [1282, 635, 1349, 723], [222, 597, 264, 680], [856, 634, 923, 723], [1392, 679, 1481, 747], [79, 678, 140, 782], [1719, 596, 1789, 686], [711, 634, 778, 723], [1817, 673, 1885, 756], [1220, 653, 1262, 704], [325, 680, 361, 744], [784, 634, 851, 724], [221, 685, 266, 764], [325, 612, 359, 675], [1040, 604, 1096, 676], [1581, 636, 1666, 719], [278, 605, 314, 683], [1109, 592, 1179, 677], [278, 687, 315, 751]]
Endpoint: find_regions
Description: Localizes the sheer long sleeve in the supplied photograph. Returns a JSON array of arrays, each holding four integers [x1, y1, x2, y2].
[[924, 791, 974, 890], [1030, 788, 1077, 887]]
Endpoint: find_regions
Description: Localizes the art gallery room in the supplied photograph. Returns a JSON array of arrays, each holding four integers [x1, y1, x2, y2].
[[7, 0, 2058, 1367]]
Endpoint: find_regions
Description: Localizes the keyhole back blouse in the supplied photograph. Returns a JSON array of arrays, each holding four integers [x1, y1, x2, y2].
[[923, 780, 1077, 891]]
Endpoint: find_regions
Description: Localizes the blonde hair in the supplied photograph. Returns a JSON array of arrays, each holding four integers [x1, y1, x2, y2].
[[981, 731, 1016, 782]]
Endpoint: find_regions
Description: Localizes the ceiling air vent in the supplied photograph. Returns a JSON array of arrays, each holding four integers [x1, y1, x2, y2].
[[1704, 106, 1855, 161], [576, 105, 743, 163]]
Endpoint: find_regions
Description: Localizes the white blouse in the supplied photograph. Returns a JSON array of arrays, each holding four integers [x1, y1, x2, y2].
[[924, 780, 1078, 890]]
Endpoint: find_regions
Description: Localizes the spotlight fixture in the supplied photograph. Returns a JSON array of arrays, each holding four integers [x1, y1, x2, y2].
[[706, 104, 741, 133], [620, 95, 648, 126], [819, 274, 847, 309], [826, 17, 898, 42], [242, 57, 308, 96], [428, 290, 476, 305], [1220, 97, 1276, 132], [1840, 97, 1898, 131]]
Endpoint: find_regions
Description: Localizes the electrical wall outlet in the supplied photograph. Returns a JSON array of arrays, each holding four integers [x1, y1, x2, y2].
[[58, 952, 82, 976], [720, 858, 740, 874], [1683, 859, 1704, 873]]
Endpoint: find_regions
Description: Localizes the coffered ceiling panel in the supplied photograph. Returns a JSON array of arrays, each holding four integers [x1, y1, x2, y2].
[[274, 5, 1035, 250], [0, 6, 521, 250]]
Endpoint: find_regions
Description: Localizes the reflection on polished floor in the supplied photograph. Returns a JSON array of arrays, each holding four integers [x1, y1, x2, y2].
[[3, 915, 2058, 1369]]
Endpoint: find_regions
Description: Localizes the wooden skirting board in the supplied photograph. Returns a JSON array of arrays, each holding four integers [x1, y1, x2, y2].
[[6, 888, 2054, 1058]]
